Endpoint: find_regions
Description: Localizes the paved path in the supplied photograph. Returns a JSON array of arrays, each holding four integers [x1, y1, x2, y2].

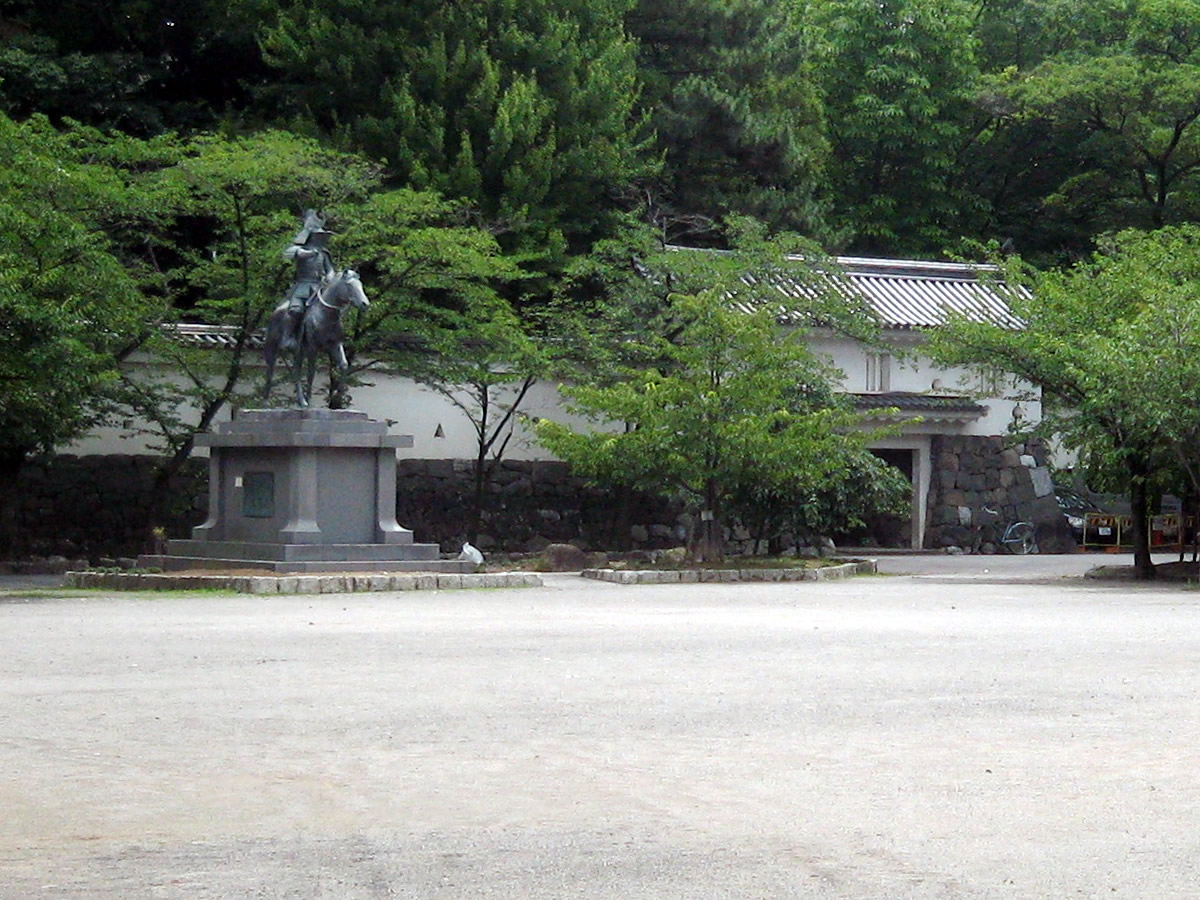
[[870, 549, 1167, 580], [2, 556, 1199, 897]]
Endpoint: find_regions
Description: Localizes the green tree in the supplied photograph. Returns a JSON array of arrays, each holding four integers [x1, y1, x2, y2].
[[335, 188, 544, 542], [401, 298, 551, 545], [811, 0, 983, 256], [252, 0, 653, 254], [0, 0, 267, 133], [112, 130, 380, 500], [0, 113, 158, 553], [932, 0, 1153, 264], [984, 0, 1200, 253], [537, 235, 888, 562], [627, 0, 830, 240], [975, 0, 1131, 73], [928, 226, 1200, 578]]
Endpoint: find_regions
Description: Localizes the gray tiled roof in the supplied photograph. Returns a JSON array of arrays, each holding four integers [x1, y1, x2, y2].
[[734, 253, 1026, 330], [171, 323, 263, 348], [829, 257, 1025, 329], [852, 392, 986, 415]]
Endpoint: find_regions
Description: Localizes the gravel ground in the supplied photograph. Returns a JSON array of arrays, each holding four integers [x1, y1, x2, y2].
[[2, 555, 1198, 898]]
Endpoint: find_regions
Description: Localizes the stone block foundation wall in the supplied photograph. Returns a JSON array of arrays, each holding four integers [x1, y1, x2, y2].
[[12, 443, 1078, 561], [9, 455, 682, 560], [394, 459, 681, 553], [925, 435, 1075, 553], [9, 455, 208, 560]]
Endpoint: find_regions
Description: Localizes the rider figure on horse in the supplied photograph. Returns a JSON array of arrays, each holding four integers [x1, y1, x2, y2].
[[280, 209, 334, 352]]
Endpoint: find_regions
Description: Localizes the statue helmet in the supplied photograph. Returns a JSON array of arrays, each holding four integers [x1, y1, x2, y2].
[[292, 208, 333, 245]]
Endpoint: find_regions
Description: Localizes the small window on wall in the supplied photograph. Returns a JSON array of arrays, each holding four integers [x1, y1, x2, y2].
[[865, 352, 891, 393], [975, 366, 1006, 397]]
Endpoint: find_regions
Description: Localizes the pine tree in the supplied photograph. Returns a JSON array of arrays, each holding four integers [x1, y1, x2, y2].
[[627, 0, 831, 242], [254, 0, 654, 253]]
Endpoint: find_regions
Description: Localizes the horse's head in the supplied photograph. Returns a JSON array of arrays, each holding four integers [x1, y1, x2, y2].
[[324, 268, 369, 311]]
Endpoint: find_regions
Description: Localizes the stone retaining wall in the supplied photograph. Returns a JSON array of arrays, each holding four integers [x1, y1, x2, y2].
[[925, 435, 1074, 552], [394, 458, 680, 552], [10, 455, 207, 560], [11, 455, 682, 559], [14, 443, 1077, 560]]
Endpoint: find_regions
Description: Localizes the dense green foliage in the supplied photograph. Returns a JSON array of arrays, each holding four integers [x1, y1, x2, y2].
[[0, 0, 266, 134], [251, 0, 653, 255], [7, 0, 1200, 260], [928, 226, 1200, 577], [1004, 0, 1200, 242], [0, 114, 162, 550], [627, 0, 829, 240], [537, 233, 903, 561], [812, 0, 983, 255], [0, 116, 153, 461]]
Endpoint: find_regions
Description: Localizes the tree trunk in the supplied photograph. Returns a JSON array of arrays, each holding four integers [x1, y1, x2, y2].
[[689, 478, 725, 563], [1127, 455, 1155, 579], [610, 481, 633, 551], [467, 446, 487, 545]]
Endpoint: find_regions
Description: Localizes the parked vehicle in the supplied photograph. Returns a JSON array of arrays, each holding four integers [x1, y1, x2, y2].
[[1055, 488, 1107, 543]]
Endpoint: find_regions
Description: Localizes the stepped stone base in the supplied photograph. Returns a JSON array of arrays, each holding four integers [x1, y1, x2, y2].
[[140, 537, 461, 573], [139, 408, 450, 574]]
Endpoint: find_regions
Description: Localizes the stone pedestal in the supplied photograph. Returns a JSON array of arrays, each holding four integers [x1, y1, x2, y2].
[[140, 409, 469, 573]]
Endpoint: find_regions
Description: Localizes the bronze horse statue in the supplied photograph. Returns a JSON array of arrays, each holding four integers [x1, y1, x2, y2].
[[262, 268, 370, 408]]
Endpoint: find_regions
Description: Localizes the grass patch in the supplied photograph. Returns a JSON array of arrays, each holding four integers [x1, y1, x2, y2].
[[0, 588, 99, 601], [2, 587, 240, 600]]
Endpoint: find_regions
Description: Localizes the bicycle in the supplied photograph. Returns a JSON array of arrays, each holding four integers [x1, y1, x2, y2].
[[971, 506, 1038, 554]]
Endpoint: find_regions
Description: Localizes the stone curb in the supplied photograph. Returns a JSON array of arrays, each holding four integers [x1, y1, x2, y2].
[[579, 559, 877, 584], [64, 571, 543, 594]]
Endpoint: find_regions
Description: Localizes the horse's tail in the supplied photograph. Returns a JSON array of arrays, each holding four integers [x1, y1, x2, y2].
[[262, 304, 292, 399], [263, 305, 289, 365]]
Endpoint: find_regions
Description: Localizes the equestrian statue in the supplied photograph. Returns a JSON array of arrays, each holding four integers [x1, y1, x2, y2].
[[262, 210, 370, 408]]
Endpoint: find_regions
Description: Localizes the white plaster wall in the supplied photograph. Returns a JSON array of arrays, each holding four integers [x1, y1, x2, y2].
[[69, 327, 1043, 460], [350, 373, 574, 460], [68, 359, 234, 457], [68, 359, 579, 461], [805, 331, 1041, 437]]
